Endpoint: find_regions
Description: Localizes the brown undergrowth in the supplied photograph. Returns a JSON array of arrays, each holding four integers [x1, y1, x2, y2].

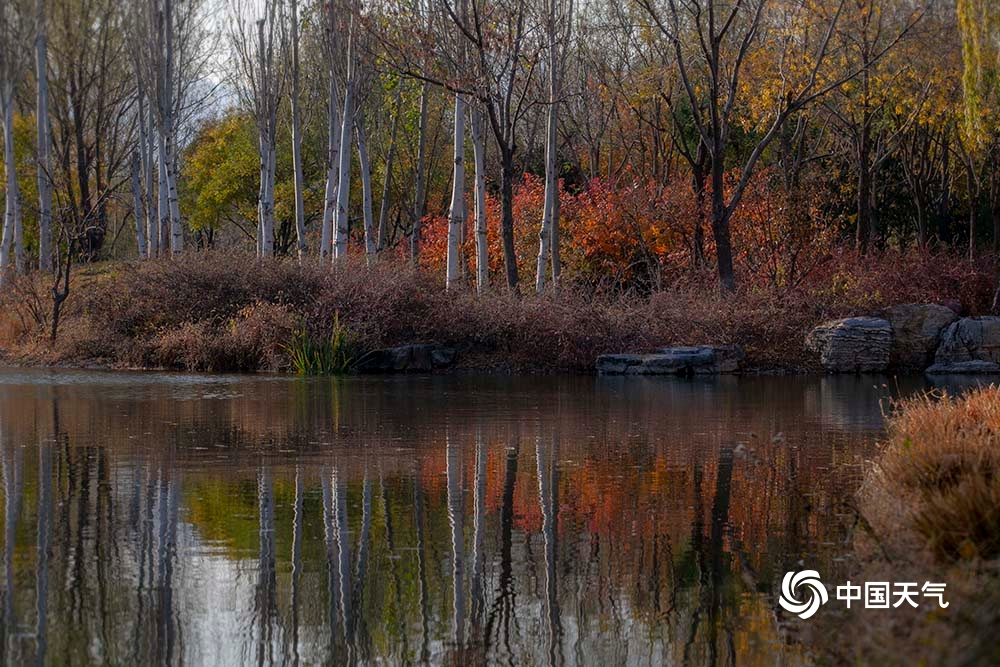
[[812, 387, 1000, 665], [0, 248, 994, 373]]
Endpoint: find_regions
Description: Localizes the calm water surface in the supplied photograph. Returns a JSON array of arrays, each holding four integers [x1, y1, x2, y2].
[[0, 370, 962, 665]]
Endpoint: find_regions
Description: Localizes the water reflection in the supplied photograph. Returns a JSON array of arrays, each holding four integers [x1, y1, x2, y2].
[[0, 371, 942, 665]]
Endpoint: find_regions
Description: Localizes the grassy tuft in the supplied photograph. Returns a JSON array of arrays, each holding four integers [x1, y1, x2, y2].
[[283, 314, 360, 375], [867, 386, 1000, 562]]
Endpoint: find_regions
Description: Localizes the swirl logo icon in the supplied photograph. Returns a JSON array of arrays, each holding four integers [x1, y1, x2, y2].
[[778, 570, 828, 619]]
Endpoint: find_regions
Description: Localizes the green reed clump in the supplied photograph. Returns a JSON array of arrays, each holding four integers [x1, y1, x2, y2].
[[283, 314, 359, 375]]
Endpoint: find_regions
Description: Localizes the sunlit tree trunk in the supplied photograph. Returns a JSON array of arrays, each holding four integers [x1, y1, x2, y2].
[[131, 151, 148, 258], [321, 57, 341, 260], [333, 12, 357, 263], [255, 17, 277, 258], [470, 107, 489, 293], [377, 84, 403, 251], [290, 0, 307, 260], [536, 0, 565, 293], [158, 134, 170, 257], [0, 94, 23, 279], [446, 94, 467, 289], [144, 98, 158, 258], [36, 0, 53, 272], [357, 119, 377, 262], [411, 81, 430, 264], [162, 0, 182, 256]]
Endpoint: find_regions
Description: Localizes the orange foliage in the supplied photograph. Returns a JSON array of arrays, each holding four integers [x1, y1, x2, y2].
[[418, 169, 838, 292]]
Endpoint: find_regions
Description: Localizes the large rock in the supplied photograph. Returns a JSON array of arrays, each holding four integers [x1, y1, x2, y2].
[[881, 303, 957, 369], [805, 317, 891, 373], [354, 344, 457, 373], [596, 345, 745, 376], [926, 317, 1000, 374], [926, 360, 1000, 375]]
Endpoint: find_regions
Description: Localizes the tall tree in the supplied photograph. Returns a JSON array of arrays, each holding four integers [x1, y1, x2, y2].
[[0, 0, 29, 280], [289, 0, 307, 259], [320, 0, 343, 260], [333, 0, 358, 262], [231, 0, 285, 257], [637, 0, 893, 291], [535, 0, 572, 292], [35, 0, 53, 272]]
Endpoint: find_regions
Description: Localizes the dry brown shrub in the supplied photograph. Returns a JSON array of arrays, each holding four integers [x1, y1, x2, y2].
[[864, 387, 1000, 562]]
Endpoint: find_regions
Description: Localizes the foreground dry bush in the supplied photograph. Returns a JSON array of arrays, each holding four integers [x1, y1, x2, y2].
[[813, 387, 1000, 665], [868, 388, 1000, 561], [0, 249, 994, 372]]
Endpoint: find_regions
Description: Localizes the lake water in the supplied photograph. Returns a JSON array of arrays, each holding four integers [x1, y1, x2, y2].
[[0, 369, 964, 665]]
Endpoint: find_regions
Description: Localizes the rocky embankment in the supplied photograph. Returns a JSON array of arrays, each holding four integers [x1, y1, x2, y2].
[[596, 303, 1000, 376]]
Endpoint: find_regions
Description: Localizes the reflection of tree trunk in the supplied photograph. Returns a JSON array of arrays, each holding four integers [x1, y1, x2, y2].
[[353, 472, 371, 648], [135, 468, 157, 664], [290, 467, 303, 666], [536, 434, 561, 666], [35, 439, 52, 666], [447, 436, 466, 645], [471, 431, 487, 631], [413, 472, 430, 663], [486, 442, 519, 648], [256, 468, 276, 667], [332, 470, 352, 653], [156, 473, 178, 667], [683, 462, 706, 665], [2, 442, 23, 639], [379, 473, 408, 657], [96, 448, 111, 660], [707, 447, 734, 666], [321, 470, 339, 648]]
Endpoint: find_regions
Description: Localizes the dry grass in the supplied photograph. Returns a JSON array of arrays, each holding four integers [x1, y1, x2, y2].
[[811, 387, 1000, 666], [864, 387, 1000, 562], [0, 248, 994, 373]]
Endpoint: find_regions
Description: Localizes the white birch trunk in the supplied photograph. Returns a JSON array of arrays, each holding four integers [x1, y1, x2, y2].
[[411, 81, 429, 263], [333, 81, 355, 262], [145, 99, 158, 257], [131, 151, 148, 259], [377, 84, 403, 251], [1, 95, 23, 280], [470, 106, 489, 293], [290, 0, 307, 260], [536, 0, 560, 293], [446, 94, 467, 290], [35, 0, 53, 272], [165, 130, 183, 255], [158, 133, 170, 257], [320, 78, 341, 260], [356, 119, 377, 262], [163, 0, 182, 256], [258, 134, 276, 257]]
